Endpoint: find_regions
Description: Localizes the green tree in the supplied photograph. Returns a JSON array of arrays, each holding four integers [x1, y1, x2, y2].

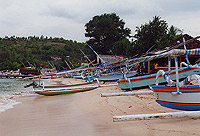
[[134, 16, 180, 56], [112, 38, 133, 57], [85, 13, 131, 54]]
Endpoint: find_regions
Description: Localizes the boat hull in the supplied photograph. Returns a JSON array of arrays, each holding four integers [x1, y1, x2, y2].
[[150, 85, 200, 111], [118, 67, 200, 90], [33, 81, 102, 91], [84, 71, 137, 82], [35, 87, 97, 96], [98, 71, 137, 81]]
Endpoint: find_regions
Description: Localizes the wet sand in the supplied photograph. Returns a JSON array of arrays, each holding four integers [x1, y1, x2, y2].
[[1, 78, 200, 136]]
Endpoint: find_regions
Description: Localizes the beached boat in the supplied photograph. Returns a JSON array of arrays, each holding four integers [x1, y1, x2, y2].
[[33, 80, 103, 91], [150, 84, 200, 111], [84, 70, 137, 82], [118, 47, 200, 90], [35, 87, 97, 96], [97, 71, 137, 81], [118, 66, 200, 90], [40, 74, 63, 79], [150, 48, 200, 111]]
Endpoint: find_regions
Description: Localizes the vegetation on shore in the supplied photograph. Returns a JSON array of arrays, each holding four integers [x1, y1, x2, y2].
[[0, 36, 93, 71], [0, 14, 181, 71]]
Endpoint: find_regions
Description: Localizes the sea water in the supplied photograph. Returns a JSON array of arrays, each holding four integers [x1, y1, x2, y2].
[[0, 78, 33, 113]]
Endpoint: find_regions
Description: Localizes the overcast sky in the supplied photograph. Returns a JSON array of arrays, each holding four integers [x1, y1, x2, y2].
[[1, 0, 200, 42]]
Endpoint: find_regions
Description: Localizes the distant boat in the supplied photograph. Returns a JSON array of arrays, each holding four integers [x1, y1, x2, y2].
[[19, 67, 41, 75], [35, 87, 97, 96], [40, 74, 62, 79]]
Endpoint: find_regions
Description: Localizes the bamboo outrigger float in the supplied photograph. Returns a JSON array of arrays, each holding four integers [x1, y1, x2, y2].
[[113, 111, 200, 122], [101, 90, 153, 97]]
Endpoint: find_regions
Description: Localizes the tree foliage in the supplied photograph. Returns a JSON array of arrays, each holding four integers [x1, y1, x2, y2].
[[0, 36, 93, 71], [134, 16, 181, 56], [85, 13, 131, 55]]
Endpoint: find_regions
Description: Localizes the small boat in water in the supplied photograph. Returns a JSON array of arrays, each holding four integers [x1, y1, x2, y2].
[[35, 87, 97, 96]]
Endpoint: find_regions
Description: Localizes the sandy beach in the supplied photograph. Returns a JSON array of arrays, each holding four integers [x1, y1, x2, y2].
[[1, 78, 200, 136]]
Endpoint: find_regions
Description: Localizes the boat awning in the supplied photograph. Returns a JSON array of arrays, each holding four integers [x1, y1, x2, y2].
[[129, 48, 200, 64]]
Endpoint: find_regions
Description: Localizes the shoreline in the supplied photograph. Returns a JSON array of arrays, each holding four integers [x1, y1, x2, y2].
[[1, 78, 200, 136]]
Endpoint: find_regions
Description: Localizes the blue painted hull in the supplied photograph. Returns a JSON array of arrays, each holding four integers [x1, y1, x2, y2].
[[157, 101, 200, 111], [84, 71, 136, 82]]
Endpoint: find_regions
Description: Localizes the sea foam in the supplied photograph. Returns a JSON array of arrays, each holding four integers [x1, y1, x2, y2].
[[0, 91, 35, 113], [0, 95, 21, 113]]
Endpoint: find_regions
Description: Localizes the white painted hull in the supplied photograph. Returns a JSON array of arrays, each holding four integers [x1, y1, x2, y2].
[[34, 81, 102, 91], [150, 85, 200, 111]]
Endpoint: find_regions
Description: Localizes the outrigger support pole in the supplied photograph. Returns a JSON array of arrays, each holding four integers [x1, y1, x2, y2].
[[174, 56, 180, 93], [168, 56, 171, 76], [85, 42, 106, 64], [183, 37, 190, 66]]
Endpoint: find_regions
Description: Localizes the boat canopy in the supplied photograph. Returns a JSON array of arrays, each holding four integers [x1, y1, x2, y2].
[[128, 48, 200, 64]]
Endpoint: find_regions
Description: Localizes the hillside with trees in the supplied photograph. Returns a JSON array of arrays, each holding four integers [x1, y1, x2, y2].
[[0, 14, 182, 71], [0, 36, 94, 71]]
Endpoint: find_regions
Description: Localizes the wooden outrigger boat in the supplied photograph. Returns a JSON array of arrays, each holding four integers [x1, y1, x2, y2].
[[118, 46, 200, 90], [35, 87, 97, 96], [33, 80, 103, 91], [84, 70, 137, 82], [118, 36, 200, 90], [118, 66, 200, 90], [150, 48, 200, 111], [97, 71, 137, 81], [110, 48, 200, 122], [150, 84, 200, 111], [83, 59, 137, 82]]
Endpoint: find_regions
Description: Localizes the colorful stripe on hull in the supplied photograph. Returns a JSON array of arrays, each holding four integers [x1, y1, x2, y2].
[[152, 86, 200, 93], [156, 100, 200, 111]]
